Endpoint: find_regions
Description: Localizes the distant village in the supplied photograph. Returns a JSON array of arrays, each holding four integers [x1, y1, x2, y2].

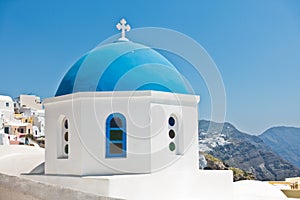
[[0, 94, 44, 147]]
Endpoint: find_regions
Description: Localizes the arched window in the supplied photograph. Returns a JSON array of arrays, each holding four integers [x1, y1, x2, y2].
[[62, 118, 69, 157], [106, 113, 126, 158], [58, 116, 69, 159]]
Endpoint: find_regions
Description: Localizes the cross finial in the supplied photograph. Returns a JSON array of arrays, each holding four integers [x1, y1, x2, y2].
[[116, 18, 131, 41]]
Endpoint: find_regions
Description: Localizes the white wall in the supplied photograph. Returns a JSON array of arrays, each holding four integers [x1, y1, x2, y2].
[[80, 95, 152, 175], [0, 95, 14, 123], [150, 103, 199, 173], [0, 133, 9, 145], [45, 98, 84, 175], [44, 91, 199, 176], [18, 95, 42, 110]]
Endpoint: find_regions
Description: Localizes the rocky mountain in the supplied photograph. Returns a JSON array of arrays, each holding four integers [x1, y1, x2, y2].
[[260, 126, 300, 169], [199, 120, 300, 181]]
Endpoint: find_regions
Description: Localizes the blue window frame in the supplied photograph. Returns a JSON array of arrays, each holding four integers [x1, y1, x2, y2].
[[106, 113, 126, 158]]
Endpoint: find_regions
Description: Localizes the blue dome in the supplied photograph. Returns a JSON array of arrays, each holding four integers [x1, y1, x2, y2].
[[55, 41, 190, 96]]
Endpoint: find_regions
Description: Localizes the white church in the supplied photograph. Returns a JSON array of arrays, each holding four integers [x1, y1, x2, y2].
[[43, 19, 233, 200]]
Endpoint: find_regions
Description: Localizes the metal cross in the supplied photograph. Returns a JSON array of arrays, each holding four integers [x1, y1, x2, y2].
[[116, 18, 131, 41]]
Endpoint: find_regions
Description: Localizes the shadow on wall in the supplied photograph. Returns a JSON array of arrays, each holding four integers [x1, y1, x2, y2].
[[0, 173, 122, 200]]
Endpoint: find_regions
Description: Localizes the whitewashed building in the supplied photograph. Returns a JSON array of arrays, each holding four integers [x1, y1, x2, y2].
[[14, 95, 45, 137], [15, 94, 43, 111], [43, 19, 233, 200], [0, 95, 14, 128]]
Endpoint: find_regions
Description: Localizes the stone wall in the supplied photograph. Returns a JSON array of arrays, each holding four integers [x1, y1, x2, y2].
[[0, 173, 122, 200]]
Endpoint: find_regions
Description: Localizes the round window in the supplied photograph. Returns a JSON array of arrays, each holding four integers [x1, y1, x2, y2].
[[169, 130, 175, 139], [169, 142, 176, 151], [168, 116, 175, 126]]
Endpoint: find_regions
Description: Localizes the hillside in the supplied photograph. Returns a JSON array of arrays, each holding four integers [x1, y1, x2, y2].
[[199, 120, 300, 181], [204, 153, 255, 181], [260, 126, 300, 169]]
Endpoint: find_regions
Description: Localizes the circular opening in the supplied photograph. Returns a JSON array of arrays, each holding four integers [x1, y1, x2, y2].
[[64, 119, 68, 129], [169, 129, 175, 139], [169, 142, 176, 151], [168, 116, 175, 126], [64, 132, 68, 141], [64, 144, 69, 154]]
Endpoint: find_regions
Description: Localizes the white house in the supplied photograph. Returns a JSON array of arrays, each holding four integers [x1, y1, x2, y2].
[[43, 19, 233, 200], [32, 110, 45, 137], [15, 94, 43, 111], [0, 95, 14, 128]]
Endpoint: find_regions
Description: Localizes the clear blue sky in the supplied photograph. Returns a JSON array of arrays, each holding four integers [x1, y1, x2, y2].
[[0, 0, 300, 134]]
